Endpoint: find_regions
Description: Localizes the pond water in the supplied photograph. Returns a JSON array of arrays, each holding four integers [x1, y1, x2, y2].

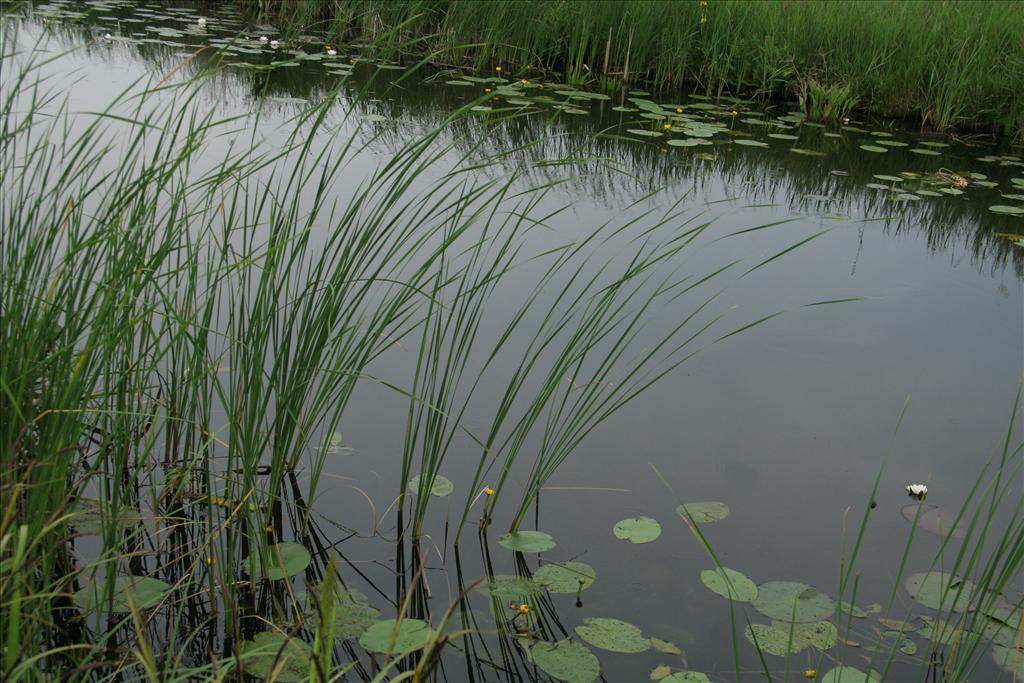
[[6, 1, 1024, 681]]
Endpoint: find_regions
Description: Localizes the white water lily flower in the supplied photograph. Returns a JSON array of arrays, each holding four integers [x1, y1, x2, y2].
[[258, 36, 268, 43], [197, 17, 207, 26], [905, 483, 928, 499], [327, 48, 337, 56], [269, 40, 280, 49], [103, 33, 112, 41]]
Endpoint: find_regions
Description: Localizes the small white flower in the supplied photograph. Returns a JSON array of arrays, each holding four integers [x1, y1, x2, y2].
[[842, 117, 851, 124], [905, 484, 928, 499], [197, 18, 207, 27], [269, 39, 280, 49], [326, 48, 337, 56], [258, 36, 268, 43], [103, 33, 112, 41]]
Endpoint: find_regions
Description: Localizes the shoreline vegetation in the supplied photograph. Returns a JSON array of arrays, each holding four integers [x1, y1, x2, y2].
[[245, 0, 1024, 139]]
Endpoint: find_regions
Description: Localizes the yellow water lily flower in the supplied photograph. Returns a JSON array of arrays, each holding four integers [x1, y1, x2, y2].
[[495, 66, 502, 72], [663, 123, 671, 129], [517, 603, 530, 614], [483, 486, 495, 496], [803, 669, 817, 679]]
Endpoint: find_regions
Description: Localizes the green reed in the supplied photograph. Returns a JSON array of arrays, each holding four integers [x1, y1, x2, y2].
[[254, 0, 1024, 138]]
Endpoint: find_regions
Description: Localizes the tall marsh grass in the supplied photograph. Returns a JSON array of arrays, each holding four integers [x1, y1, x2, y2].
[[263, 0, 1024, 136]]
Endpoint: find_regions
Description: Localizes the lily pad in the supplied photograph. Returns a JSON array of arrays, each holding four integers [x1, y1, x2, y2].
[[69, 498, 143, 534], [767, 133, 799, 140], [358, 618, 433, 654], [905, 572, 975, 611], [663, 674, 711, 683], [533, 562, 595, 593], [248, 542, 311, 580], [873, 174, 903, 182], [530, 639, 600, 683], [74, 576, 171, 612], [407, 473, 454, 497], [575, 617, 651, 653], [989, 205, 1024, 215], [901, 503, 966, 539], [304, 587, 380, 640], [650, 637, 682, 655], [838, 601, 867, 618], [859, 145, 887, 153], [909, 148, 942, 156], [735, 139, 769, 147], [700, 567, 757, 602], [822, 667, 879, 682], [744, 623, 804, 655], [627, 129, 664, 138], [498, 530, 556, 553], [778, 619, 839, 650], [676, 501, 729, 522], [753, 581, 835, 622], [238, 632, 313, 682], [993, 644, 1024, 676], [613, 516, 661, 544]]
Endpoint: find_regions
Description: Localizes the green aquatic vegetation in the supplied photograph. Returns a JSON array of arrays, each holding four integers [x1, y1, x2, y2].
[[407, 473, 455, 497], [677, 501, 729, 522], [529, 639, 600, 683], [752, 581, 835, 622], [73, 576, 171, 612], [358, 618, 434, 654], [613, 516, 662, 544], [238, 632, 313, 682], [245, 542, 311, 580], [575, 617, 651, 653], [701, 567, 758, 602], [533, 561, 596, 593], [498, 530, 556, 552]]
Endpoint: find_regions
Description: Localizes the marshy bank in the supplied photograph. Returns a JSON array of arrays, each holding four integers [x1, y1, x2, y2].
[[245, 0, 1024, 139], [1, 1, 1023, 682]]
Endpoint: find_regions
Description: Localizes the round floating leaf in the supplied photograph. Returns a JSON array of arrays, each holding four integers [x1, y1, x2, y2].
[[917, 190, 943, 197], [919, 141, 950, 148], [70, 498, 142, 534], [822, 667, 879, 682], [875, 140, 909, 147], [238, 632, 313, 683], [910, 148, 942, 156], [899, 638, 917, 655], [989, 205, 1024, 215], [701, 568, 757, 602], [74, 576, 171, 612], [613, 516, 661, 544], [753, 581, 835, 622], [651, 665, 673, 681], [939, 187, 963, 195], [248, 542, 311, 580], [498, 530, 556, 553], [533, 562, 595, 593], [407, 473, 454, 497], [478, 573, 542, 601], [901, 503, 966, 539], [530, 639, 600, 683], [735, 139, 769, 147], [304, 587, 381, 640], [895, 193, 921, 201], [676, 501, 729, 522], [650, 637, 682, 655], [358, 618, 433, 654], [1002, 194, 1024, 201], [575, 617, 651, 653], [663, 673, 712, 683], [905, 572, 974, 611], [668, 138, 702, 147], [744, 623, 804, 656], [778, 619, 839, 650], [838, 601, 867, 618], [993, 644, 1024, 676], [859, 145, 887, 153], [767, 133, 799, 140], [873, 174, 903, 182], [446, 80, 473, 86], [627, 129, 663, 137]]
